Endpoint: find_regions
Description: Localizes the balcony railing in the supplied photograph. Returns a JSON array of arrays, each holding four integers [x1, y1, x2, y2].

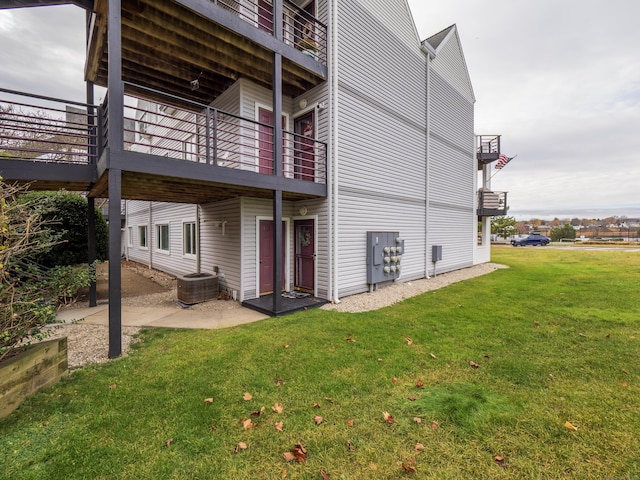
[[476, 134, 501, 166], [477, 189, 508, 217], [0, 88, 99, 165], [213, 0, 328, 64], [1, 87, 327, 186], [121, 85, 327, 184]]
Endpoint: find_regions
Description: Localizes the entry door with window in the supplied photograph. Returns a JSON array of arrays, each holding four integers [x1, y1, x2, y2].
[[258, 108, 286, 175], [259, 220, 286, 295], [294, 111, 315, 181], [294, 219, 314, 293]]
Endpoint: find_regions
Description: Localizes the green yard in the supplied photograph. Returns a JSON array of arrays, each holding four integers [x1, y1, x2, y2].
[[1, 247, 639, 479]]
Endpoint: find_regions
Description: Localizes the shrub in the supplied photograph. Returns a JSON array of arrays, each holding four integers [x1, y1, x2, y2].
[[17, 190, 108, 267], [0, 180, 97, 361]]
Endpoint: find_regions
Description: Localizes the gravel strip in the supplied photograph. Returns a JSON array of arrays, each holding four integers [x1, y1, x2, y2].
[[49, 262, 506, 369], [321, 263, 507, 313]]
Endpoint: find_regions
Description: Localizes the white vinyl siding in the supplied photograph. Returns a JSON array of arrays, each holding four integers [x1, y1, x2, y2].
[[335, 0, 428, 297]]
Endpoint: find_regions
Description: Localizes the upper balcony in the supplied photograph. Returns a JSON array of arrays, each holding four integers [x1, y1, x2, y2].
[[0, 87, 327, 203], [476, 134, 501, 169], [86, 0, 328, 108]]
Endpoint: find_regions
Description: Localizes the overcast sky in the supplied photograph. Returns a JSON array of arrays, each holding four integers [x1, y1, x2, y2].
[[1, 1, 639, 220]]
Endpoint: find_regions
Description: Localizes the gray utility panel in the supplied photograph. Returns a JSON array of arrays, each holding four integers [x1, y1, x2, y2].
[[367, 231, 405, 285]]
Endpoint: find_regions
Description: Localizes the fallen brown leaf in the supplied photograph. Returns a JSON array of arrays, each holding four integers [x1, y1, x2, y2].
[[288, 443, 307, 462], [429, 352, 437, 359], [347, 419, 354, 427], [405, 337, 413, 345], [165, 438, 174, 448], [275, 377, 285, 386], [620, 381, 628, 387], [413, 417, 422, 424], [347, 441, 356, 451], [392, 377, 398, 384], [494, 455, 507, 468], [275, 421, 284, 432], [416, 380, 424, 388], [408, 395, 417, 401], [564, 421, 578, 431], [430, 421, 440, 430], [233, 442, 248, 454], [383, 411, 394, 424], [272, 403, 284, 414], [579, 333, 587, 337], [325, 397, 334, 403], [282, 452, 296, 462], [346, 336, 356, 343], [242, 419, 255, 430], [605, 333, 611, 339], [243, 392, 253, 401], [377, 358, 383, 362], [109, 384, 117, 389], [415, 443, 425, 451], [314, 415, 324, 425], [283, 344, 290, 348], [312, 402, 321, 409], [320, 470, 331, 480], [622, 369, 629, 374], [370, 462, 378, 470], [401, 459, 416, 473], [281, 468, 287, 478], [204, 397, 214, 404], [469, 361, 480, 369], [250, 406, 266, 418]]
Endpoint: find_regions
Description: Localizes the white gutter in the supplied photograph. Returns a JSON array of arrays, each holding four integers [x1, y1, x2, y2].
[[329, 0, 340, 304]]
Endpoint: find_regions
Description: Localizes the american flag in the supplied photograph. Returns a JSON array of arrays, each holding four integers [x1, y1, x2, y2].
[[495, 154, 512, 170]]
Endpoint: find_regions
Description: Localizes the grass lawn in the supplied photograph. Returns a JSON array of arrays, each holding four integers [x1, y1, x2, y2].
[[1, 248, 639, 479]]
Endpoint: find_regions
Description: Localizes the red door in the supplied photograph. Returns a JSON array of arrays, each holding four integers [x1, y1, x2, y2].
[[258, 108, 286, 175], [294, 219, 314, 292], [294, 111, 315, 181], [258, 0, 273, 33], [259, 220, 286, 295]]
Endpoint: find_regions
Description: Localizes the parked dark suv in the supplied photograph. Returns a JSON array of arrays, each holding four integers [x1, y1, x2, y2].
[[511, 234, 550, 247]]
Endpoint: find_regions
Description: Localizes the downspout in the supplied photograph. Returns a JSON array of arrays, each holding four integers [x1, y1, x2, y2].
[[330, 0, 340, 304], [148, 201, 153, 269], [421, 42, 435, 278], [196, 204, 201, 273]]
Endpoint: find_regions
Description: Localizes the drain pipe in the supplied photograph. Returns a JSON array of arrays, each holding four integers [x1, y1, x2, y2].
[[196, 204, 201, 274], [330, 0, 340, 304]]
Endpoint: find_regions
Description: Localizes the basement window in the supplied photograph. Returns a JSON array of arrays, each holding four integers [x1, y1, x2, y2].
[[183, 222, 197, 256]]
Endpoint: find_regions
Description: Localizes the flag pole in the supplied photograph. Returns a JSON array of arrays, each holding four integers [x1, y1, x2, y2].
[[489, 154, 517, 181]]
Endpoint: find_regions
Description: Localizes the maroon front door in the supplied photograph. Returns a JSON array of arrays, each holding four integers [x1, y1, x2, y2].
[[294, 219, 314, 293], [259, 220, 286, 295], [258, 0, 273, 33], [294, 111, 315, 181], [258, 108, 286, 175]]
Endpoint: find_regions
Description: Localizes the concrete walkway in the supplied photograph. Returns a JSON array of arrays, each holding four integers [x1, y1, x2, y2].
[[56, 304, 270, 330]]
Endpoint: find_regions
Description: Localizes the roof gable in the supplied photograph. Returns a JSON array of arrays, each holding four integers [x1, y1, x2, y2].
[[424, 24, 475, 103]]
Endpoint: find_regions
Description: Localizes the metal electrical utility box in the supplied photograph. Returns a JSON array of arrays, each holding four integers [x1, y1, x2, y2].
[[432, 245, 442, 262], [367, 232, 405, 285]]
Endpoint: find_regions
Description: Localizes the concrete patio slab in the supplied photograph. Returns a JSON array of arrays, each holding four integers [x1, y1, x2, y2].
[[56, 304, 269, 330]]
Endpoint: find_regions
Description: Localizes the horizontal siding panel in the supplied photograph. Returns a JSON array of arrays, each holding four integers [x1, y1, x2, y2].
[[427, 203, 474, 275]]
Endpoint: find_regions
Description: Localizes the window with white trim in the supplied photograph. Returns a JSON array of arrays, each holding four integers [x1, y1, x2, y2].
[[156, 224, 170, 252], [183, 222, 197, 256], [138, 225, 148, 248], [127, 226, 133, 247]]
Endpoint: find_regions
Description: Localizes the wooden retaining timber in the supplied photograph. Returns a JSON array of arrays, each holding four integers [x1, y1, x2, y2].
[[0, 338, 68, 419]]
